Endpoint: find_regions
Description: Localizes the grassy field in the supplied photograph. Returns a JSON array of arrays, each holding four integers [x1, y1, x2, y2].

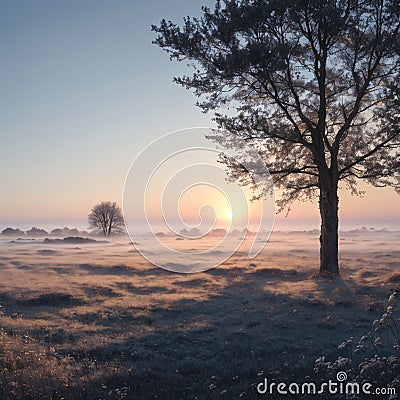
[[0, 230, 399, 399]]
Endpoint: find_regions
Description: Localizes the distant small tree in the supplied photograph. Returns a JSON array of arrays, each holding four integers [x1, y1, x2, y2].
[[88, 201, 125, 237], [50, 227, 80, 237], [26, 227, 48, 237], [1, 227, 25, 236]]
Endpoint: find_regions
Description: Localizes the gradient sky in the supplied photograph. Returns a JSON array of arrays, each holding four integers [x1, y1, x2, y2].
[[0, 1, 398, 231]]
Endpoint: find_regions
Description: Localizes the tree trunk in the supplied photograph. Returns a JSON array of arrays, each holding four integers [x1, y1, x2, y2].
[[319, 172, 339, 276]]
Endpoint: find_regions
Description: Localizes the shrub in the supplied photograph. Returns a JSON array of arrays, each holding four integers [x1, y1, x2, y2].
[[314, 288, 400, 399]]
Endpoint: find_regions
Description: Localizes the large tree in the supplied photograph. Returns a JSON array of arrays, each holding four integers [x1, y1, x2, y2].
[[153, 0, 400, 275], [88, 201, 125, 237]]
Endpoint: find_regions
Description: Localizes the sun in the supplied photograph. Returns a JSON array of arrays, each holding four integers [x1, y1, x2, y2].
[[225, 210, 233, 219]]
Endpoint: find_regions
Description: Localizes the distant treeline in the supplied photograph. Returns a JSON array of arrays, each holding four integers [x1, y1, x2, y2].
[[0, 226, 125, 237]]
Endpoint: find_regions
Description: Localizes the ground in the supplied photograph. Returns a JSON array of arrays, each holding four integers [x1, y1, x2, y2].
[[0, 230, 399, 399]]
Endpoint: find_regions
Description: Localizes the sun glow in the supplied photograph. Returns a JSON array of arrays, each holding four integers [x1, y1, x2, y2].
[[225, 210, 233, 220]]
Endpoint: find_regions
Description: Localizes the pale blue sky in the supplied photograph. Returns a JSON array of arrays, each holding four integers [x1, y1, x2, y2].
[[0, 1, 215, 228], [0, 1, 398, 231]]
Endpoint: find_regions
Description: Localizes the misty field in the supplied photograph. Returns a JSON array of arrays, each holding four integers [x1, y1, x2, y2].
[[0, 230, 399, 399]]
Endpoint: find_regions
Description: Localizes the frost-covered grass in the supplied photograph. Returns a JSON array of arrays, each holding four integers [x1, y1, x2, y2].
[[0, 231, 399, 399]]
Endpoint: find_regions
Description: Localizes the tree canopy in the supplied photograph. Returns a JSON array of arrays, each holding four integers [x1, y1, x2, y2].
[[88, 201, 125, 237]]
